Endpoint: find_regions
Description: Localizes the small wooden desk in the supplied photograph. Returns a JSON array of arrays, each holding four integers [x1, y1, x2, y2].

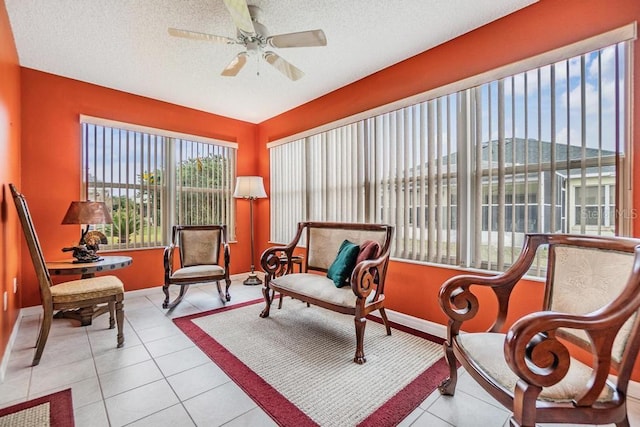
[[47, 255, 132, 325]]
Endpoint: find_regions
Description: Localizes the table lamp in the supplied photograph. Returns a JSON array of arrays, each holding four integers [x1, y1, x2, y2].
[[233, 176, 267, 285], [61, 201, 112, 263]]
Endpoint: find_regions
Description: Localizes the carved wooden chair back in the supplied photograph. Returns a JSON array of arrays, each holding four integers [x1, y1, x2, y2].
[[163, 224, 231, 309], [9, 184, 54, 306], [305, 224, 390, 271], [176, 226, 222, 267], [545, 240, 638, 368]]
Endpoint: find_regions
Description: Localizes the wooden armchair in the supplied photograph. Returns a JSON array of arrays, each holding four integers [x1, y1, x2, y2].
[[10, 184, 124, 366], [260, 221, 394, 363], [163, 224, 231, 309], [438, 233, 640, 427]]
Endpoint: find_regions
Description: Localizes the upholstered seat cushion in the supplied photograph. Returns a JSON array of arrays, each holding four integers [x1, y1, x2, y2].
[[51, 275, 124, 303], [457, 333, 614, 403], [271, 273, 374, 308], [171, 265, 225, 279]]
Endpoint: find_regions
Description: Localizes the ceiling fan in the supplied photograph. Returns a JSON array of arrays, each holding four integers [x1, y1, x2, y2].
[[168, 0, 327, 81]]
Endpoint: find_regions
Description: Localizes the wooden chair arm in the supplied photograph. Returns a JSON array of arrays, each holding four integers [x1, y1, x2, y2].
[[439, 234, 547, 336], [350, 251, 389, 300], [260, 224, 305, 280], [260, 245, 291, 277], [504, 256, 640, 407], [438, 272, 522, 336], [223, 242, 230, 274], [163, 243, 177, 280], [504, 310, 630, 406]]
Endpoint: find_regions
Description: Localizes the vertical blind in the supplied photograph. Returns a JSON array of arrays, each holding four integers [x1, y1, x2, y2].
[[82, 118, 237, 249], [269, 39, 631, 273]]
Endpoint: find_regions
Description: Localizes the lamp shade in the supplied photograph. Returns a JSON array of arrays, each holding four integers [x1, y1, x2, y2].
[[61, 201, 113, 225], [233, 176, 267, 199]]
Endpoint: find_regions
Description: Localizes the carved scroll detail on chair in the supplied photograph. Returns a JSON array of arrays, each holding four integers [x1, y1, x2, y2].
[[438, 233, 640, 427]]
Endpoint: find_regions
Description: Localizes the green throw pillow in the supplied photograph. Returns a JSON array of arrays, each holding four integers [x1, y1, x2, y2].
[[327, 240, 360, 288]]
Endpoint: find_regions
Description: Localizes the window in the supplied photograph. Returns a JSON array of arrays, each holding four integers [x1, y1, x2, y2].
[[82, 117, 237, 249], [269, 30, 632, 274]]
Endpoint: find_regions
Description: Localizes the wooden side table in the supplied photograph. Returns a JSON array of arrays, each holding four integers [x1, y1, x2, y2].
[[47, 255, 132, 326], [278, 254, 304, 273]]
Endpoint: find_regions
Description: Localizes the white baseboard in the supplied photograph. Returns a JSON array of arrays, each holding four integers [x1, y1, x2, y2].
[[370, 308, 447, 340], [0, 310, 25, 383]]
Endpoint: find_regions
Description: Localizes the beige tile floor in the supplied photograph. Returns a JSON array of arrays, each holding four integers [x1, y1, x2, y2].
[[0, 273, 639, 427]]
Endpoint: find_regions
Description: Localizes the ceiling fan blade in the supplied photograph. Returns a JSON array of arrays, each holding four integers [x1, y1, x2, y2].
[[267, 29, 327, 48], [221, 52, 248, 77], [168, 28, 236, 44], [222, 0, 255, 35], [263, 51, 304, 81]]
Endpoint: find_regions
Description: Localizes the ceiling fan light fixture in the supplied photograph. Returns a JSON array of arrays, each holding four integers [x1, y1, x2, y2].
[[168, 0, 327, 81]]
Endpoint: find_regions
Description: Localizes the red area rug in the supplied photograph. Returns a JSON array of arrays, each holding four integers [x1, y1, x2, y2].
[[0, 388, 74, 427], [174, 299, 448, 427]]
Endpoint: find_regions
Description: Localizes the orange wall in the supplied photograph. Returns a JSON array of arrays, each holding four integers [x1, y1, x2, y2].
[[256, 0, 640, 371], [4, 0, 640, 377], [0, 0, 21, 365], [19, 68, 259, 307]]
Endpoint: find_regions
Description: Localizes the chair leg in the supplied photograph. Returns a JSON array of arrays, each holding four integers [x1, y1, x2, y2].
[[224, 278, 231, 301], [438, 341, 458, 395], [33, 307, 53, 366], [115, 298, 124, 348], [354, 316, 367, 364], [511, 380, 541, 427], [162, 284, 170, 308], [260, 286, 273, 318], [108, 301, 115, 329], [379, 307, 392, 335], [163, 284, 189, 309], [215, 280, 225, 303]]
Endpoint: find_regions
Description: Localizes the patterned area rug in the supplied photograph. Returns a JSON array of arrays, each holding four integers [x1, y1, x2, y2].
[[175, 298, 448, 427], [0, 389, 74, 427]]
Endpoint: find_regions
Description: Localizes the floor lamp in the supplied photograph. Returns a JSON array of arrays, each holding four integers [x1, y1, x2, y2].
[[233, 176, 267, 285]]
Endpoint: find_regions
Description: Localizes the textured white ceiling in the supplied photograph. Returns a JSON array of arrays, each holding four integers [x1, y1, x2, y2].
[[6, 0, 537, 123]]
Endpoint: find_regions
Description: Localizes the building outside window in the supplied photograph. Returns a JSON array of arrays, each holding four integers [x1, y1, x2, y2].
[[269, 33, 632, 275]]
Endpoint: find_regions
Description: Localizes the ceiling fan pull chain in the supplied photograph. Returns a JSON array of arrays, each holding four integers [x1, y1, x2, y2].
[[257, 54, 261, 77]]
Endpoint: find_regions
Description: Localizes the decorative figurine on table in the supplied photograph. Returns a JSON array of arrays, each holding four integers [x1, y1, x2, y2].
[[62, 231, 108, 263], [62, 245, 101, 263]]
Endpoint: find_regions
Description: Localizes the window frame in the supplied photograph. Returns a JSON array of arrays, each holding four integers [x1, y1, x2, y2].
[[80, 115, 238, 249], [268, 24, 635, 274]]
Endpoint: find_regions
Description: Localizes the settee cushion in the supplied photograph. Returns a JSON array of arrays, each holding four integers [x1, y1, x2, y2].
[[327, 240, 360, 287], [272, 273, 374, 308], [171, 265, 225, 279], [51, 275, 124, 303]]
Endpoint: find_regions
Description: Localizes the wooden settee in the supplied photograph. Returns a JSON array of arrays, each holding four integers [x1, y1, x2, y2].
[[259, 221, 394, 363]]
